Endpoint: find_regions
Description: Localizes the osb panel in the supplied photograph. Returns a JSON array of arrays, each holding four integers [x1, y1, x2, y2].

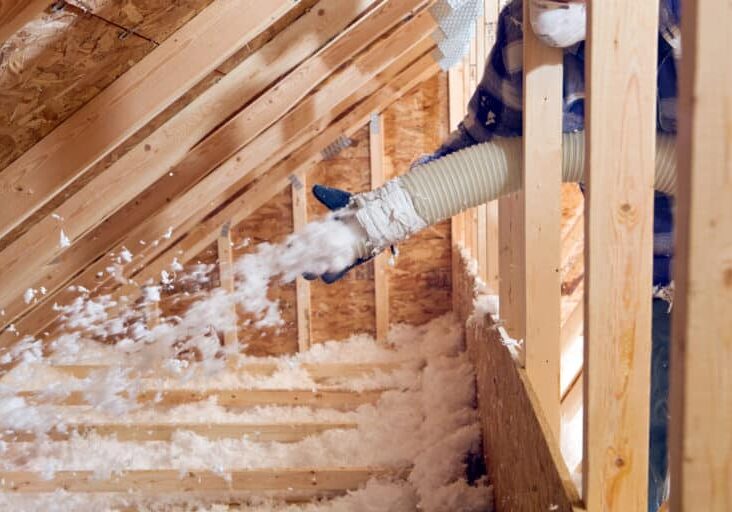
[[455, 250, 581, 511], [230, 187, 297, 356], [159, 188, 296, 356], [383, 72, 452, 326], [307, 125, 375, 343], [74, 0, 216, 42], [0, 8, 152, 171]]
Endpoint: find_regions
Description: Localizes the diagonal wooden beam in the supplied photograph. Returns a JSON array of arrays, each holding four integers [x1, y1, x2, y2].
[[0, 0, 387, 336], [0, 12, 437, 351], [0, 0, 296, 238], [0, 0, 428, 338], [0, 0, 48, 44]]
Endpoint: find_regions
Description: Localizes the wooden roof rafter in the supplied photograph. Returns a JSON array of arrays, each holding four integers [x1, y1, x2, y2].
[[0, 0, 436, 349], [0, 0, 298, 240], [0, 38, 438, 355]]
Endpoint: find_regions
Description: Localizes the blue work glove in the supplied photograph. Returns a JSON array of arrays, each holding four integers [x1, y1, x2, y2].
[[304, 185, 389, 284]]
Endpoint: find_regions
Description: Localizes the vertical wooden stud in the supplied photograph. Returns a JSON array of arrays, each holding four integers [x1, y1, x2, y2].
[[217, 222, 238, 346], [584, 1, 658, 509], [291, 174, 312, 352], [670, 1, 732, 510], [520, 0, 563, 439], [369, 113, 390, 343]]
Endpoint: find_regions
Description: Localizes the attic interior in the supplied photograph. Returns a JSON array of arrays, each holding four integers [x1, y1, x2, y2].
[[0, 0, 729, 511]]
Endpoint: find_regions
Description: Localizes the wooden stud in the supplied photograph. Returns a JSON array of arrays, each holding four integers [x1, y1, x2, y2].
[[0, 0, 425, 330], [0, 467, 403, 493], [520, 0, 563, 439], [0, 0, 296, 239], [0, 0, 378, 337], [0, 0, 48, 44], [291, 173, 312, 351], [670, 1, 732, 510], [584, 1, 658, 509], [369, 112, 390, 342], [2, 422, 357, 443], [216, 222, 238, 345]]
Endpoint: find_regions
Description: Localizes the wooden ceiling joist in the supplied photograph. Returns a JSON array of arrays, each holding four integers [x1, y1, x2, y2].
[[0, 0, 49, 45], [0, 8, 437, 351], [19, 388, 383, 409], [3, 422, 358, 443], [0, 0, 428, 341], [0, 0, 296, 240], [0, 467, 403, 493]]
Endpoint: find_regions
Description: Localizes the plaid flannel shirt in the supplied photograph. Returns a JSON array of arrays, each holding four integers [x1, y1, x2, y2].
[[435, 0, 680, 286]]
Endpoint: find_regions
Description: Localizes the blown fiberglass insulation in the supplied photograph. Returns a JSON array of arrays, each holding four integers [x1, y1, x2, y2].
[[0, 216, 492, 511], [0, 316, 492, 511]]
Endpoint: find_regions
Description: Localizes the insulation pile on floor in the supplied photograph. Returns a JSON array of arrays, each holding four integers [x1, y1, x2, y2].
[[0, 315, 493, 511]]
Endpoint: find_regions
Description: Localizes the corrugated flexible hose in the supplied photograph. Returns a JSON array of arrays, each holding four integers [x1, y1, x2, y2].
[[352, 131, 676, 257]]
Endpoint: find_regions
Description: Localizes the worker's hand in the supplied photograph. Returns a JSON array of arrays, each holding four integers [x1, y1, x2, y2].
[[304, 185, 394, 284]]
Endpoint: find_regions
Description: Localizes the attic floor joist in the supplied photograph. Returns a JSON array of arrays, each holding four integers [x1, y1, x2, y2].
[[0, 12, 438, 353], [0, 0, 430, 345], [0, 467, 403, 493]]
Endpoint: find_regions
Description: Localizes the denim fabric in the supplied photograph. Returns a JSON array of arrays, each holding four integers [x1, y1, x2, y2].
[[649, 298, 671, 511]]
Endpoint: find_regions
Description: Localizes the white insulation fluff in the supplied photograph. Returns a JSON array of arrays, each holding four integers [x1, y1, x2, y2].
[[0, 217, 492, 511]]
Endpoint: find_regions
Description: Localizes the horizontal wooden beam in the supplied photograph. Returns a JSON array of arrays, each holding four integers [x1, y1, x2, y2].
[[2, 422, 357, 443], [0, 467, 403, 493], [51, 361, 408, 380], [0, 0, 48, 44], [0, 0, 295, 239], [19, 389, 383, 409]]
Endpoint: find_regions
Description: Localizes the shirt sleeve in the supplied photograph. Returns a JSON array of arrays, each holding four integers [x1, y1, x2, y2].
[[429, 0, 526, 160]]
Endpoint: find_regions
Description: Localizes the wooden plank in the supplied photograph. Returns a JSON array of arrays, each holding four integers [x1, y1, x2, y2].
[[216, 222, 238, 345], [369, 112, 390, 342], [0, 467, 402, 493], [0, 0, 389, 326], [291, 174, 312, 352], [2, 422, 357, 443], [0, 0, 48, 44], [455, 246, 580, 511], [520, 0, 563, 439], [584, 1, 658, 509], [0, 0, 295, 239], [19, 389, 383, 409], [498, 193, 522, 339], [670, 1, 732, 510], [52, 361, 408, 380], [0, 5, 435, 345]]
